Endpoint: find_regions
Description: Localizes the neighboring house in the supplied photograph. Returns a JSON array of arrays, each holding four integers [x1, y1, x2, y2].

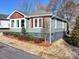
[[6, 10, 67, 43], [0, 19, 10, 29], [0, 14, 9, 29]]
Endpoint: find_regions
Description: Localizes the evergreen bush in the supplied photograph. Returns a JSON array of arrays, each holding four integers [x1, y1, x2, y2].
[[70, 16, 79, 46]]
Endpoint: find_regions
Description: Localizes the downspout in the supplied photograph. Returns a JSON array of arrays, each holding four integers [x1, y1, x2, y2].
[[49, 17, 52, 44]]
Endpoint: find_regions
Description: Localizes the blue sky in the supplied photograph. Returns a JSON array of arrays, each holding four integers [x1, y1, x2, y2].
[[0, 0, 78, 15], [0, 0, 20, 14], [0, 0, 49, 15]]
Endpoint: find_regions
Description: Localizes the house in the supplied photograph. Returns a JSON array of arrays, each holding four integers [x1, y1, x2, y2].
[[0, 14, 9, 29], [7, 10, 67, 43]]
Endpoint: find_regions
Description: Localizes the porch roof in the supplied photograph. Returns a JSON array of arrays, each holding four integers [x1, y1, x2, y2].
[[52, 15, 67, 22]]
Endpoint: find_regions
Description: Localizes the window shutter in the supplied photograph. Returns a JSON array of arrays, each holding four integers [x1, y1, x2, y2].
[[43, 17, 45, 28], [31, 18, 33, 28]]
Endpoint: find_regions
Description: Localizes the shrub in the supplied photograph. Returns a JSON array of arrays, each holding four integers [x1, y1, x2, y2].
[[13, 32, 20, 37], [27, 35, 35, 41], [3, 32, 9, 35], [21, 26, 26, 35], [3, 32, 19, 37]]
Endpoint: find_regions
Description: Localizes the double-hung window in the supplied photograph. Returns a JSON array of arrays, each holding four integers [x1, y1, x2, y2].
[[34, 18, 42, 28]]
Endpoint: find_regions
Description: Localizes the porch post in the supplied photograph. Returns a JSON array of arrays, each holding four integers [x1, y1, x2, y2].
[[10, 20, 11, 28], [14, 20, 16, 28], [24, 19, 26, 28], [49, 18, 52, 44], [19, 20, 21, 28]]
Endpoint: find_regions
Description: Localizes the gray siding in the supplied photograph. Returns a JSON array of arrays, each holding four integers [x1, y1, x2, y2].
[[25, 32, 65, 42], [47, 32, 64, 42], [51, 18, 67, 32], [26, 17, 50, 33]]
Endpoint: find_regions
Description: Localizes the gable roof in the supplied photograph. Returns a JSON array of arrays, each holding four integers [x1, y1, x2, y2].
[[7, 10, 67, 22], [7, 10, 53, 19], [7, 10, 27, 19]]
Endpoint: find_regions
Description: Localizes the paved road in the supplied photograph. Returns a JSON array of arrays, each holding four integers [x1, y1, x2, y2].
[[0, 43, 42, 59]]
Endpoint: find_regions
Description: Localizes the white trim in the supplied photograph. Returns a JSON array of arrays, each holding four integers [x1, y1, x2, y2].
[[37, 18, 39, 27], [19, 20, 21, 28], [55, 20, 57, 29], [10, 20, 11, 28], [7, 10, 27, 19], [65, 23, 67, 31], [41, 18, 43, 27], [24, 19, 26, 28], [33, 18, 35, 28], [62, 22, 64, 29], [14, 20, 17, 28]]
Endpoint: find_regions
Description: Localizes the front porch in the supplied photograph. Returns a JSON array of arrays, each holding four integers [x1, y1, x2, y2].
[[10, 18, 27, 29]]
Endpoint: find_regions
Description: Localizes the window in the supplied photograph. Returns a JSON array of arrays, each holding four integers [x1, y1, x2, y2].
[[34, 18, 42, 28], [39, 19, 41, 27], [35, 19, 37, 27], [21, 20, 24, 27], [55, 20, 57, 29], [17, 20, 19, 27], [11, 20, 14, 27]]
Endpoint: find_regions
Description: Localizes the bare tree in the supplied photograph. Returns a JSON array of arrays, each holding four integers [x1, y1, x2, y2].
[[57, 0, 77, 34], [19, 0, 37, 13], [57, 0, 76, 20], [19, 0, 47, 13], [46, 0, 57, 12], [33, 0, 48, 13], [19, 0, 57, 13]]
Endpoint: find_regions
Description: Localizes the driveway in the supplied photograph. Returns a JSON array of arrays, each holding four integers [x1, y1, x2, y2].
[[0, 43, 42, 59]]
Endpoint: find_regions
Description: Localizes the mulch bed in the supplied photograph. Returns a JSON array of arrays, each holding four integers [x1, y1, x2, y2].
[[4, 35, 51, 47]]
